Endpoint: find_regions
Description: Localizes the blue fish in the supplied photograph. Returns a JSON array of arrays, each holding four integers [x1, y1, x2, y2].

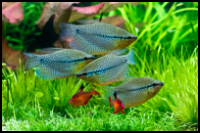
[[24, 48, 95, 80], [76, 48, 136, 85], [59, 22, 137, 55]]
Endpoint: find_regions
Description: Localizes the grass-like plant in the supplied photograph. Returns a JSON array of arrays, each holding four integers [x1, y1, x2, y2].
[[2, 2, 198, 131]]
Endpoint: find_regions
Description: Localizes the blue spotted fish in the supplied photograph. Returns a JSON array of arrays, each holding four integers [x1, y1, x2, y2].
[[76, 48, 136, 85], [24, 48, 95, 80], [104, 77, 164, 108], [59, 22, 137, 55]]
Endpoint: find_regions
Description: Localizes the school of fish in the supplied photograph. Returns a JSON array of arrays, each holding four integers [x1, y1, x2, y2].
[[24, 16, 164, 114]]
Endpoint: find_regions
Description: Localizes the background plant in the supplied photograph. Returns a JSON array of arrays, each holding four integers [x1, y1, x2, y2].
[[2, 2, 198, 131]]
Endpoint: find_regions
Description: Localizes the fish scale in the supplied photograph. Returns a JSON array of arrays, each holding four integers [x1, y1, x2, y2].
[[24, 48, 95, 80], [106, 77, 164, 108], [59, 22, 137, 55], [76, 49, 135, 85]]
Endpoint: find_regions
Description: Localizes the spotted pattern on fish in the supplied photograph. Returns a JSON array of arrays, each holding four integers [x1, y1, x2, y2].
[[76, 49, 135, 85], [24, 48, 95, 80], [39, 57, 95, 64], [76, 62, 120, 77], [109, 77, 164, 108], [59, 22, 137, 55]]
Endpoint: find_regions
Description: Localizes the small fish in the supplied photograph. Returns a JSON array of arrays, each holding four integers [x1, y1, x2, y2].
[[24, 48, 95, 80], [76, 48, 136, 85], [69, 85, 100, 106], [59, 22, 137, 55], [109, 91, 125, 114], [105, 77, 164, 108]]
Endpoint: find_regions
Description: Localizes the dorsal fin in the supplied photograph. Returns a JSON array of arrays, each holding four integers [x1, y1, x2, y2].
[[113, 91, 117, 99], [80, 85, 84, 91]]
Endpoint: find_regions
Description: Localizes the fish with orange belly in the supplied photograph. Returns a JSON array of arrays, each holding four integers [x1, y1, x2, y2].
[[105, 77, 164, 108], [24, 48, 95, 80], [109, 91, 125, 114], [59, 21, 137, 55], [76, 48, 136, 85], [69, 85, 100, 106]]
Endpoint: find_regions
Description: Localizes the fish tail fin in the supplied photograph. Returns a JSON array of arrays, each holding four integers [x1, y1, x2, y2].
[[93, 89, 100, 95], [59, 23, 77, 41], [126, 48, 136, 65], [103, 85, 115, 99], [23, 53, 40, 69], [108, 96, 112, 107]]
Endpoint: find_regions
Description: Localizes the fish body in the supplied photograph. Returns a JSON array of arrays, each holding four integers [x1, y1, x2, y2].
[[59, 22, 137, 55], [106, 77, 164, 108], [76, 49, 136, 85], [69, 87, 100, 106], [24, 48, 95, 80], [109, 96, 125, 114]]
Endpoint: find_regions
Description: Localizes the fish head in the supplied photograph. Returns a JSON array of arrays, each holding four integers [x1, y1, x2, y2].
[[148, 80, 164, 97], [69, 94, 81, 106], [69, 98, 74, 105], [112, 98, 125, 114]]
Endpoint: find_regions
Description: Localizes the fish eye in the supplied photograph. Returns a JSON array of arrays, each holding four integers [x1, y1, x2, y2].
[[152, 83, 157, 86], [127, 36, 132, 39], [83, 73, 87, 76], [40, 58, 44, 62], [76, 29, 80, 33]]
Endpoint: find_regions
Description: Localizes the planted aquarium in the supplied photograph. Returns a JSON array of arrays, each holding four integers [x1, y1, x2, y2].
[[2, 2, 198, 131]]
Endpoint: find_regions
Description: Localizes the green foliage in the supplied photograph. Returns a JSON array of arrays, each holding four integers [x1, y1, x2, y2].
[[2, 107, 198, 131], [2, 2, 198, 131], [3, 2, 45, 50]]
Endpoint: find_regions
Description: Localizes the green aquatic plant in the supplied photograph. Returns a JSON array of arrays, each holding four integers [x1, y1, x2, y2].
[[2, 2, 198, 131]]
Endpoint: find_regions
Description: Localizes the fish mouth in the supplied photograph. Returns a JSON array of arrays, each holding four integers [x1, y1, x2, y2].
[[159, 82, 164, 86], [153, 82, 164, 87]]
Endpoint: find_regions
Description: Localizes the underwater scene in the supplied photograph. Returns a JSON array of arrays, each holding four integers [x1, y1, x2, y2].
[[2, 2, 198, 131]]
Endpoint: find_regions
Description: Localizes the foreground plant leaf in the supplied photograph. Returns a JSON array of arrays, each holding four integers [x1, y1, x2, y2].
[[2, 2, 24, 24]]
